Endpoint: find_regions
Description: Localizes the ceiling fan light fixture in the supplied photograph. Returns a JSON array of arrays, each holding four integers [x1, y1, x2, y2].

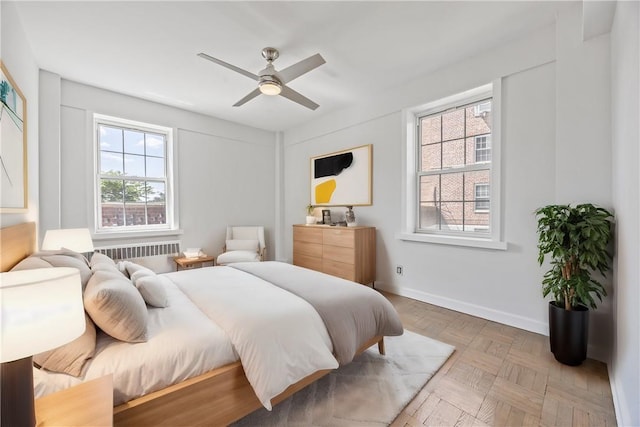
[[259, 80, 282, 96]]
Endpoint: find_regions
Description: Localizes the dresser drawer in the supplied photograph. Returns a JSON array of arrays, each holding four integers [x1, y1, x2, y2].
[[322, 244, 355, 264], [323, 259, 355, 281], [294, 226, 323, 244], [293, 241, 322, 258], [323, 228, 355, 248], [293, 253, 323, 272]]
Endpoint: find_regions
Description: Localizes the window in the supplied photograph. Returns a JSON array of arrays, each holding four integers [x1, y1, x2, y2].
[[475, 135, 491, 163], [400, 81, 504, 249], [474, 184, 490, 212], [94, 115, 174, 233]]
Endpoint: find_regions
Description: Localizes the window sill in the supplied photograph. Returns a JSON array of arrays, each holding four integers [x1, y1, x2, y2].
[[395, 232, 507, 250], [92, 228, 184, 241]]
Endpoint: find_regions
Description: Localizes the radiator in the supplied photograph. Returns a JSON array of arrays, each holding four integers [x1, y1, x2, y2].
[[93, 241, 181, 261]]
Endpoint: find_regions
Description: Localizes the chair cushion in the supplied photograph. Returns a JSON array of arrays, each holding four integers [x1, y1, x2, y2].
[[226, 239, 259, 252], [217, 250, 261, 265]]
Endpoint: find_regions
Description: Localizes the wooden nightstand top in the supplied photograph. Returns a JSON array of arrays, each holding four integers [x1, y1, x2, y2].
[[36, 375, 113, 426], [174, 255, 216, 269]]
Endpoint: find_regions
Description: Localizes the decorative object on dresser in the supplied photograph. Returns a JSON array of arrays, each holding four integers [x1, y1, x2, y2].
[[310, 144, 372, 207], [216, 226, 266, 265], [35, 375, 113, 427], [321, 209, 331, 224], [305, 204, 316, 225], [293, 224, 376, 285], [345, 206, 357, 226], [0, 267, 85, 427]]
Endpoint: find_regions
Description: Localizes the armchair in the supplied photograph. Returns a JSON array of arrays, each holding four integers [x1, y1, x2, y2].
[[216, 226, 266, 266]]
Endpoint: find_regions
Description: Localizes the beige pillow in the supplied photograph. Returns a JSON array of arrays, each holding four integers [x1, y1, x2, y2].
[[84, 273, 148, 343], [123, 261, 154, 277], [33, 313, 97, 377], [41, 255, 93, 290], [136, 275, 170, 308], [226, 239, 259, 252], [11, 256, 53, 271], [90, 252, 116, 268]]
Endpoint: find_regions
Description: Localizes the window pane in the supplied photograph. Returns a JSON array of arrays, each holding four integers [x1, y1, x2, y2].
[[442, 109, 464, 141], [146, 156, 165, 178], [124, 180, 146, 202], [124, 154, 145, 177], [464, 170, 490, 202], [441, 172, 464, 201], [124, 203, 147, 226], [124, 130, 145, 155], [147, 182, 166, 225], [101, 203, 124, 227], [442, 139, 465, 169], [466, 102, 492, 137], [464, 202, 490, 232], [100, 152, 123, 175], [420, 116, 441, 144], [100, 179, 124, 203], [99, 125, 123, 152], [421, 143, 441, 171], [145, 133, 165, 157], [440, 202, 464, 231]]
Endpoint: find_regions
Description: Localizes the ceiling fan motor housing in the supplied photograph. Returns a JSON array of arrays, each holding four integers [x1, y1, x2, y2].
[[261, 47, 279, 62]]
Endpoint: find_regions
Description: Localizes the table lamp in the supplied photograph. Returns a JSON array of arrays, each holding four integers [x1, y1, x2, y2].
[[0, 267, 85, 427], [42, 228, 94, 254]]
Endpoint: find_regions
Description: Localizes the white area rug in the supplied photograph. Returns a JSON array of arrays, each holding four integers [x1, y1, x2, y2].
[[232, 330, 455, 426]]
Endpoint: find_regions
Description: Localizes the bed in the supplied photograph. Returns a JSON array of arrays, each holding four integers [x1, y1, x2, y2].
[[1, 222, 403, 426]]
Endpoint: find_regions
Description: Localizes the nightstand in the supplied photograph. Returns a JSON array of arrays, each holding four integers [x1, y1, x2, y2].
[[174, 255, 216, 270], [35, 374, 113, 426]]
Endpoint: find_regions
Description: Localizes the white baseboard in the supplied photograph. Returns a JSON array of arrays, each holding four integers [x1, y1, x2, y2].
[[376, 282, 548, 335], [377, 282, 612, 363]]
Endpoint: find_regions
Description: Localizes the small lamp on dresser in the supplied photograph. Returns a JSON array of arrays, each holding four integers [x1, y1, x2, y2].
[[42, 228, 94, 254], [0, 267, 85, 427]]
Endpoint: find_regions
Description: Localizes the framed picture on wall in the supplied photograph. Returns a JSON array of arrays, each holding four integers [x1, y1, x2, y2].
[[310, 144, 372, 206], [0, 61, 28, 212]]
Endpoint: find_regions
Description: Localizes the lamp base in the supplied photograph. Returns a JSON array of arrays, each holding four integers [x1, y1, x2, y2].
[[1, 356, 36, 427]]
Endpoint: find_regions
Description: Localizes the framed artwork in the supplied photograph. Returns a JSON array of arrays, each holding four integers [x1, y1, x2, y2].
[[0, 61, 28, 212], [310, 144, 372, 206]]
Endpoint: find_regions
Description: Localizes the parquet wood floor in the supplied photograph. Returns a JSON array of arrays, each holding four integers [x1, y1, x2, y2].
[[385, 293, 617, 427]]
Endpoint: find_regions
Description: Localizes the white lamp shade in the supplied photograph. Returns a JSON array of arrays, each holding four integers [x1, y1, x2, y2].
[[42, 228, 94, 253], [0, 267, 85, 363]]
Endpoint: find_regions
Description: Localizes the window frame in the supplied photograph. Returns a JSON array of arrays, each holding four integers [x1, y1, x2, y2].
[[93, 114, 177, 235], [398, 80, 505, 250], [474, 135, 492, 164]]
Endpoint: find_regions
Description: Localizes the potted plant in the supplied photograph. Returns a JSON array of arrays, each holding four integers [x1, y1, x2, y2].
[[535, 203, 613, 366], [305, 205, 316, 225]]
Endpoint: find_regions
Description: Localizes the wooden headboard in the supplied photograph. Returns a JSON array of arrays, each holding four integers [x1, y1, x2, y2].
[[0, 222, 36, 272]]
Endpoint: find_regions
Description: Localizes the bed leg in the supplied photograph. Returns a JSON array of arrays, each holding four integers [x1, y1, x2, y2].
[[378, 338, 385, 355]]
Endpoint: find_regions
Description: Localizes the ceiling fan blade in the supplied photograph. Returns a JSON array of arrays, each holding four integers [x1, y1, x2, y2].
[[197, 53, 259, 81], [277, 53, 326, 84], [280, 86, 319, 110], [233, 88, 261, 107]]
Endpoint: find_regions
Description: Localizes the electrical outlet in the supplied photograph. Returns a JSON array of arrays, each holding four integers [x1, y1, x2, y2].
[[396, 265, 403, 275]]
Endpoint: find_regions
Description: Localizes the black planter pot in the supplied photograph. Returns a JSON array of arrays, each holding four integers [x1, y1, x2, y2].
[[548, 301, 589, 366]]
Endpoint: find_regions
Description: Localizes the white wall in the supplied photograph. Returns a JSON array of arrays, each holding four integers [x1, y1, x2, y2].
[[0, 2, 39, 229], [37, 77, 276, 261], [282, 4, 614, 360], [610, 2, 640, 426]]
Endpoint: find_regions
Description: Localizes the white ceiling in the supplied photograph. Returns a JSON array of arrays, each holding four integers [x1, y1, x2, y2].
[[13, 1, 572, 132]]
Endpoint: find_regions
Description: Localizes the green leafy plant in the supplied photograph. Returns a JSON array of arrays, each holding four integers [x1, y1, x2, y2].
[[535, 204, 613, 310], [306, 204, 315, 215]]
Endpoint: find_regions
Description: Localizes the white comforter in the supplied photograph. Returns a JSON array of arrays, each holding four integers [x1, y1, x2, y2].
[[164, 266, 339, 409], [34, 276, 237, 405]]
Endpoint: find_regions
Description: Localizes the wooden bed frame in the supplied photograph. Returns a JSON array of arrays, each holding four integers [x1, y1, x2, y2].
[[1, 221, 385, 426]]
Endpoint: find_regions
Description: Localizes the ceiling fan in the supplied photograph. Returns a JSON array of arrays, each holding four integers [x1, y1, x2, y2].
[[197, 47, 325, 110]]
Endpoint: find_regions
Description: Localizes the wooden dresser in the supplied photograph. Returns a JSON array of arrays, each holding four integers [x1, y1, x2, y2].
[[293, 224, 376, 285]]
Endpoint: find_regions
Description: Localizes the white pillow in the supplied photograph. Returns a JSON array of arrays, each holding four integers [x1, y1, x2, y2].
[[226, 239, 259, 252], [135, 275, 170, 308]]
